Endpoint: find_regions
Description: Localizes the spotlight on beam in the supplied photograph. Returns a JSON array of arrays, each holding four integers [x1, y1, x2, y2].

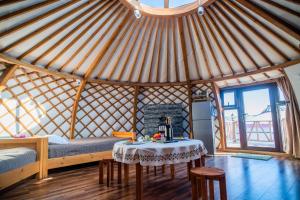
[[197, 6, 205, 16], [134, 9, 141, 19]]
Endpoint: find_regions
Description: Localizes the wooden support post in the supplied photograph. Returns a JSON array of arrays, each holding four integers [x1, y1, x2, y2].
[[212, 82, 226, 150], [70, 80, 86, 139], [0, 63, 18, 91], [132, 85, 140, 132], [188, 84, 194, 138]]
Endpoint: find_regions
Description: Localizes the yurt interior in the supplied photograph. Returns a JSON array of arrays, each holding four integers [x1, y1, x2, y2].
[[0, 0, 300, 200]]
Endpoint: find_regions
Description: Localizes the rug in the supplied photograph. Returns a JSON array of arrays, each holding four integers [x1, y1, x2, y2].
[[231, 153, 272, 161]]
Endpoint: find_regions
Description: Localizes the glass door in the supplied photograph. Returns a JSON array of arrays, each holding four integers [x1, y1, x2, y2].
[[222, 83, 282, 151], [241, 85, 280, 150]]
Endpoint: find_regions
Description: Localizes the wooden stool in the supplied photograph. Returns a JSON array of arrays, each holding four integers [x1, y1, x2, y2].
[[190, 167, 227, 200], [99, 159, 122, 187]]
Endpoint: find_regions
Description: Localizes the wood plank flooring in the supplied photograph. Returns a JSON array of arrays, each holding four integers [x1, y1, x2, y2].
[[1, 155, 300, 200]]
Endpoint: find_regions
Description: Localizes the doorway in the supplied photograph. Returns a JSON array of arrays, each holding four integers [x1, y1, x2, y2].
[[221, 83, 283, 152]]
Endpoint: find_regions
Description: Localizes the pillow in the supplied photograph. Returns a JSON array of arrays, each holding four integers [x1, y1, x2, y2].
[[47, 134, 70, 145]]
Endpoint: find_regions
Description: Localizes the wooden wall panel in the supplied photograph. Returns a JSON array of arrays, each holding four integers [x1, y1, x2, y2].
[[74, 83, 135, 138], [0, 68, 78, 138]]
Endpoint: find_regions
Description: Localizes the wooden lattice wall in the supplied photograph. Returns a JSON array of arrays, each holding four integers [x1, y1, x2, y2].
[[74, 83, 135, 138], [136, 85, 190, 137], [0, 71, 223, 148], [135, 84, 221, 148], [0, 68, 78, 138]]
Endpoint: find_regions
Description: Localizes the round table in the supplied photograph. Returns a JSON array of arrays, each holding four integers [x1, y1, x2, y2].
[[112, 139, 207, 200]]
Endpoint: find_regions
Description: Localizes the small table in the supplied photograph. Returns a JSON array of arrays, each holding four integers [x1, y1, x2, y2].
[[113, 139, 207, 200]]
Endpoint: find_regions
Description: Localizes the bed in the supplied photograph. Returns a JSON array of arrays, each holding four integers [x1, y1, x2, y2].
[[0, 137, 47, 190], [44, 133, 134, 178]]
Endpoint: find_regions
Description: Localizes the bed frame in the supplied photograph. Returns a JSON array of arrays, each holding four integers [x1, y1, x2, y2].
[[0, 137, 47, 190], [43, 132, 135, 178]]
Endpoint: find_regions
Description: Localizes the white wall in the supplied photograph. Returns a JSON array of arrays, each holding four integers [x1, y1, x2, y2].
[[285, 63, 300, 107]]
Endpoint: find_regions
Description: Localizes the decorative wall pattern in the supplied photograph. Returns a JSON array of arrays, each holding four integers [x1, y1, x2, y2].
[[74, 83, 135, 138], [0, 71, 222, 149], [136, 85, 190, 137], [0, 68, 78, 138]]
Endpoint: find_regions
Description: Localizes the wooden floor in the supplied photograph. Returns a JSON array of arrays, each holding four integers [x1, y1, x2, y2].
[[1, 155, 300, 200]]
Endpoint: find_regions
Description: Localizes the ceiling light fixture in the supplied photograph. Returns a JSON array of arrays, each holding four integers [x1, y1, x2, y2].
[[134, 9, 142, 19], [197, 0, 205, 16], [133, 0, 142, 19]]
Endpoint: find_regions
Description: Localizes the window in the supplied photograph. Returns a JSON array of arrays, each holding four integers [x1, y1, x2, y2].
[[222, 91, 235, 107]]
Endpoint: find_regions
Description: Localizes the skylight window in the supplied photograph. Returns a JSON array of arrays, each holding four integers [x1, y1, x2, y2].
[[140, 0, 196, 8]]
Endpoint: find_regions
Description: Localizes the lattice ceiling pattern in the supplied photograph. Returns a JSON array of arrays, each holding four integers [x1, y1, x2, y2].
[[0, 0, 299, 85], [74, 83, 135, 138], [0, 68, 78, 138]]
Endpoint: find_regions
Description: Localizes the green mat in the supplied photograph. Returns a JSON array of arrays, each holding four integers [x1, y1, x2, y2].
[[231, 154, 272, 161]]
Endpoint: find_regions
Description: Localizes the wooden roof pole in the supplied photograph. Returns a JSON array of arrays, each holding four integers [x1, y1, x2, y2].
[[84, 11, 131, 79], [185, 16, 203, 80], [89, 57, 300, 86], [0, 1, 59, 22], [211, 82, 225, 150], [70, 80, 87, 139], [137, 19, 159, 82], [69, 12, 132, 138], [221, 1, 290, 61], [178, 17, 194, 139], [154, 19, 164, 82], [106, 19, 141, 80], [172, 19, 180, 82], [18, 1, 103, 62], [132, 85, 140, 132], [236, 0, 300, 41], [96, 17, 135, 78], [189, 15, 213, 78], [133, 19, 156, 82], [0, 53, 82, 80], [192, 58, 300, 85], [0, 0, 81, 42], [147, 19, 162, 82]]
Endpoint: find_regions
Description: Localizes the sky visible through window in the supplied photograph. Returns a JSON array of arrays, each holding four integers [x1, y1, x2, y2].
[[140, 0, 196, 8]]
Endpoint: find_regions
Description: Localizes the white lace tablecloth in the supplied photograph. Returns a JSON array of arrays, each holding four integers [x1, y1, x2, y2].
[[112, 139, 207, 166]]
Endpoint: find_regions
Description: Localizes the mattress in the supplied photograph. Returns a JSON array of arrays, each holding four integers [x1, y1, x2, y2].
[[48, 136, 129, 158], [0, 147, 37, 174]]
